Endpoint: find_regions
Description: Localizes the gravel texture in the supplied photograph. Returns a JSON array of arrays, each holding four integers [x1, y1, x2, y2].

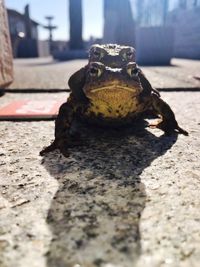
[[0, 89, 200, 267]]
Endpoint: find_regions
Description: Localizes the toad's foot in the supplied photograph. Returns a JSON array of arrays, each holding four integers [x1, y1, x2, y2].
[[40, 141, 57, 156], [40, 140, 70, 157], [149, 119, 188, 136], [148, 118, 162, 128], [40, 135, 83, 157]]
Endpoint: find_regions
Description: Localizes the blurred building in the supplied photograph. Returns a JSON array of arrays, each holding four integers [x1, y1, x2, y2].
[[69, 0, 83, 49], [53, 0, 85, 60], [136, 0, 169, 26], [7, 5, 40, 58], [167, 2, 200, 58], [103, 0, 135, 46]]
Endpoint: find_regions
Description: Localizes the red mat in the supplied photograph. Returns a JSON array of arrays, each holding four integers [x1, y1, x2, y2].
[[0, 100, 65, 120]]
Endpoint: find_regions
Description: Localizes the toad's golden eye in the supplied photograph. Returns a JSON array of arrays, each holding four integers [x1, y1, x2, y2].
[[127, 65, 139, 77], [93, 49, 103, 59], [126, 51, 134, 59], [122, 49, 134, 60], [89, 66, 102, 77], [94, 50, 100, 57]]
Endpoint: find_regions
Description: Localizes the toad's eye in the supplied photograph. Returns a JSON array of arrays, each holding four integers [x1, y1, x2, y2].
[[126, 51, 134, 59], [127, 66, 139, 77], [89, 66, 102, 77], [93, 50, 101, 58], [122, 49, 134, 61]]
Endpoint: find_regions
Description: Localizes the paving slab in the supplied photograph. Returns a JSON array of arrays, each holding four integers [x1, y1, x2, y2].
[[0, 91, 200, 267], [144, 58, 200, 89], [6, 58, 200, 91], [7, 58, 85, 91]]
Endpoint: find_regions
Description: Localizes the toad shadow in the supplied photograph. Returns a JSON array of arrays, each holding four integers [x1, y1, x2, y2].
[[42, 125, 177, 267]]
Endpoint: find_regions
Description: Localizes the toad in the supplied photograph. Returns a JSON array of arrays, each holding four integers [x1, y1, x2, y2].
[[40, 61, 188, 157]]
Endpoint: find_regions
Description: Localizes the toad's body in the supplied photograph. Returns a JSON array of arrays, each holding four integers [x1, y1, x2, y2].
[[40, 62, 188, 156], [40, 45, 188, 157]]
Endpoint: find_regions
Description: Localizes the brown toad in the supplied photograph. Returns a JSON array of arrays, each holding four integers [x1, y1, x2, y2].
[[40, 61, 188, 157]]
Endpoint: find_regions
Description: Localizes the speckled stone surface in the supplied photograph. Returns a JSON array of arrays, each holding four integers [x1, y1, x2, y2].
[[0, 91, 200, 267]]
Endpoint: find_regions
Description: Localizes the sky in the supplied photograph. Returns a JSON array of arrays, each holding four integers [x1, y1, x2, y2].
[[5, 0, 104, 41]]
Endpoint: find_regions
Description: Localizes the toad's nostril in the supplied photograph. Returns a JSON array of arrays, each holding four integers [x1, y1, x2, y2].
[[111, 62, 117, 67]]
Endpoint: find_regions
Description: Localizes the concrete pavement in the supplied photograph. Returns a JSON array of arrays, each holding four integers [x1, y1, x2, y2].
[[0, 58, 200, 267], [7, 57, 200, 90]]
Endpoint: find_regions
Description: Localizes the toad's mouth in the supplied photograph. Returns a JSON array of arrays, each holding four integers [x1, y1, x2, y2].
[[90, 85, 137, 93]]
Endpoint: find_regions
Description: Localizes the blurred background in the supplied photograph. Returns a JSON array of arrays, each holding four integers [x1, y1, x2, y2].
[[5, 0, 200, 64]]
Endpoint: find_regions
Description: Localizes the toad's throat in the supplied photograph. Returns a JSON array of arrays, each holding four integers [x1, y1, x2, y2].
[[85, 87, 141, 118]]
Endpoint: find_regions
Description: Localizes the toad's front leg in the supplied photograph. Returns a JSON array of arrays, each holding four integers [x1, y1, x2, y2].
[[138, 69, 160, 97], [150, 93, 188, 136], [40, 95, 80, 157]]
